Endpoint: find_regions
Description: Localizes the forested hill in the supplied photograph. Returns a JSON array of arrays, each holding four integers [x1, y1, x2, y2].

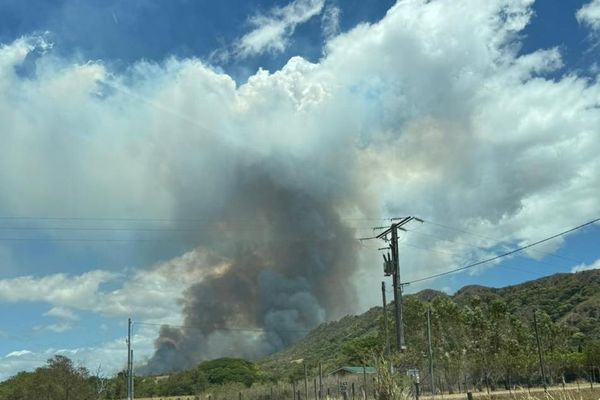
[[454, 269, 600, 336], [259, 269, 600, 374]]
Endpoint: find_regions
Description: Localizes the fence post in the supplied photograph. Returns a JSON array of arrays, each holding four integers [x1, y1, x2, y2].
[[466, 392, 473, 400], [319, 363, 323, 400], [352, 383, 355, 400], [304, 363, 309, 400], [363, 366, 367, 400]]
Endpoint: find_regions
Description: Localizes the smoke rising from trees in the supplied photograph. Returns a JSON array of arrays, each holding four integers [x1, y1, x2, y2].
[[140, 163, 360, 374]]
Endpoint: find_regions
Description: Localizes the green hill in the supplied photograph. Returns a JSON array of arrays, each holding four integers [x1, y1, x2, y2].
[[259, 269, 600, 377]]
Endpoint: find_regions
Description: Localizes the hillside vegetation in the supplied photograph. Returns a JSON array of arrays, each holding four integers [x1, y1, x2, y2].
[[260, 269, 600, 383]]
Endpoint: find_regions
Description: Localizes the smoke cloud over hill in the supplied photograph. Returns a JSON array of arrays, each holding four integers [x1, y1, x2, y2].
[[140, 165, 359, 374]]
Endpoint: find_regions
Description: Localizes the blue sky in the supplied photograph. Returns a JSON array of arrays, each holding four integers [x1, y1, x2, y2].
[[0, 0, 599, 380]]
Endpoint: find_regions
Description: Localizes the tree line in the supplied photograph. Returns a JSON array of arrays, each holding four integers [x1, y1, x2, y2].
[[342, 295, 600, 393], [0, 356, 263, 400]]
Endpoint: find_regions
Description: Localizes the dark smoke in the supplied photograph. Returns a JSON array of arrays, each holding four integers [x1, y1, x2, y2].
[[140, 161, 360, 374]]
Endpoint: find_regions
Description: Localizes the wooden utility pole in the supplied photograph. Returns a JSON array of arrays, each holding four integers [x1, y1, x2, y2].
[[381, 281, 391, 355], [427, 307, 435, 398], [391, 225, 405, 352], [533, 311, 547, 390], [130, 349, 134, 400], [376, 216, 422, 352], [127, 318, 132, 400]]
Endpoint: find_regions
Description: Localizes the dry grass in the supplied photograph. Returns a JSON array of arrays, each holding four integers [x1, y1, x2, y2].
[[135, 382, 600, 400], [136, 387, 600, 400], [420, 386, 599, 400]]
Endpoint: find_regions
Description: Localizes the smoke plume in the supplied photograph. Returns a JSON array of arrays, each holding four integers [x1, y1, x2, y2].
[[140, 161, 359, 374]]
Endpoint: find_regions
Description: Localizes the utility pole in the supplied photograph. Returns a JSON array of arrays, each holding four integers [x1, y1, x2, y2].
[[391, 225, 405, 352], [130, 349, 134, 400], [376, 216, 422, 352], [127, 318, 132, 400], [427, 307, 435, 398], [533, 310, 547, 390], [382, 281, 391, 355]]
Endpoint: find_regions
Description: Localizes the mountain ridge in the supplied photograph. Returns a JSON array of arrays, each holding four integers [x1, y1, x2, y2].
[[259, 269, 600, 373]]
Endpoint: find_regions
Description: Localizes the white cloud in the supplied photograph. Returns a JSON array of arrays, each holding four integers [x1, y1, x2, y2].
[[0, 248, 226, 321], [0, 271, 119, 308], [321, 4, 341, 40], [572, 258, 600, 273], [577, 0, 600, 31], [43, 323, 73, 333], [5, 350, 33, 358], [44, 307, 79, 321], [234, 0, 325, 58]]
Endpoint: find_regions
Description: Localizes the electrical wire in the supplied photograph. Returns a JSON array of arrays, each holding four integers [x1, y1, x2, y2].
[[405, 217, 599, 285], [419, 219, 584, 264], [134, 321, 313, 333]]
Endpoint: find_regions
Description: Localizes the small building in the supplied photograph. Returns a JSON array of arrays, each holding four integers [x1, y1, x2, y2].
[[329, 366, 377, 377]]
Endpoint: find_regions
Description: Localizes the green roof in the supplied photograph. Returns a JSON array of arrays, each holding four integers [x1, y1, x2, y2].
[[330, 366, 377, 375]]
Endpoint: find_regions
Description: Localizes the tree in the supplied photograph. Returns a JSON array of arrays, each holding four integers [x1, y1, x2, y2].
[[199, 358, 260, 387], [341, 335, 383, 365], [0, 355, 95, 400]]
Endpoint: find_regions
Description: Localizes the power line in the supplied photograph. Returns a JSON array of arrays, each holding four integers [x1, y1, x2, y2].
[[134, 321, 313, 333], [400, 228, 575, 272], [0, 215, 392, 224], [406, 217, 599, 285], [419, 220, 584, 264]]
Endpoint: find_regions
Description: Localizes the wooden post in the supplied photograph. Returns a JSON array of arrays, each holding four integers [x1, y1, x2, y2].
[[533, 311, 547, 391], [304, 363, 309, 400], [239, 391, 242, 400], [314, 378, 317, 400], [363, 366, 368, 400], [319, 363, 323, 400], [466, 392, 473, 400], [352, 382, 355, 400], [294, 381, 297, 400]]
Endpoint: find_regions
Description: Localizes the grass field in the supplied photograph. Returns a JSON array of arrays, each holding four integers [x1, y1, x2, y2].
[[136, 385, 600, 400]]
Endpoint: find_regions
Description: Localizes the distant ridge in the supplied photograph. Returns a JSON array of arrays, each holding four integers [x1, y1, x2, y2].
[[259, 269, 600, 372]]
